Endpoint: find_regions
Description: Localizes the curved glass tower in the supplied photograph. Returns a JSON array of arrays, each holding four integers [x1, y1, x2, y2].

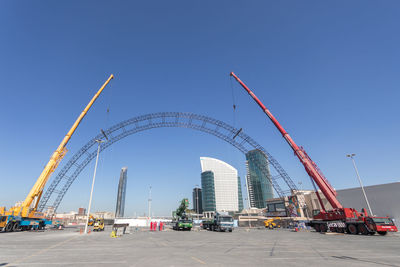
[[246, 149, 274, 209], [115, 167, 127, 218], [200, 157, 243, 212]]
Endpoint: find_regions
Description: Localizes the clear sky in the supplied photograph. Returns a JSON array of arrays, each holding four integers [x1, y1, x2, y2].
[[1, 1, 399, 216]]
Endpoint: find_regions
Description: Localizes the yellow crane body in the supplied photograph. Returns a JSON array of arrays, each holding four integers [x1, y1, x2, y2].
[[1, 75, 114, 221]]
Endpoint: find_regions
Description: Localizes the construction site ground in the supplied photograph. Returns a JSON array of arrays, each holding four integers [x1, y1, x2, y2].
[[1, 226, 400, 266]]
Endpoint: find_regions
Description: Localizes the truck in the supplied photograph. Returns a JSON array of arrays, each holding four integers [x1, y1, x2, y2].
[[231, 72, 398, 236], [0, 214, 51, 232], [202, 212, 234, 232], [172, 198, 193, 231], [172, 218, 193, 231], [0, 75, 114, 232]]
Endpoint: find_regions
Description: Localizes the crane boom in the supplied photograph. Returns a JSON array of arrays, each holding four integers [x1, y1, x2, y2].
[[230, 72, 342, 210], [12, 74, 114, 217]]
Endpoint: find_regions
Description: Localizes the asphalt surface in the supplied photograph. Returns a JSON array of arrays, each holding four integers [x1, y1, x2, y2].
[[1, 226, 400, 266]]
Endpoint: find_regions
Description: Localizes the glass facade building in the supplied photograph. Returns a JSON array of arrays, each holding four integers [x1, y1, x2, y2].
[[200, 157, 243, 212], [201, 171, 216, 212], [192, 187, 203, 214], [115, 167, 127, 218], [237, 176, 244, 212], [245, 149, 274, 209]]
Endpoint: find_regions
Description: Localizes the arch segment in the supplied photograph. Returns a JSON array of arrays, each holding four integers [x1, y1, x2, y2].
[[38, 112, 297, 213]]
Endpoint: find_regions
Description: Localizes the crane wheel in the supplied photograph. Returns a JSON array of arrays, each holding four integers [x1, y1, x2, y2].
[[347, 224, 358, 235], [5, 223, 14, 232], [320, 224, 327, 232], [12, 223, 20, 232], [358, 224, 369, 235], [377, 231, 387, 236]]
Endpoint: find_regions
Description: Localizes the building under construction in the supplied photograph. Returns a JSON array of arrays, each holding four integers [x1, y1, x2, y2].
[[115, 167, 128, 218]]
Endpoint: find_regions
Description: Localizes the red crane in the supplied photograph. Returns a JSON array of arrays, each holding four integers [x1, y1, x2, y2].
[[231, 72, 397, 235]]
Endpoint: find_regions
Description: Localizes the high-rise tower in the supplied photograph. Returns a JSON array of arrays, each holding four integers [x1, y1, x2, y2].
[[192, 187, 203, 214], [200, 157, 242, 212], [246, 149, 274, 209], [115, 167, 128, 218]]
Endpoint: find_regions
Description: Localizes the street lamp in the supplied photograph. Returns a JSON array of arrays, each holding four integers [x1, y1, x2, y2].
[[346, 153, 373, 216], [84, 130, 108, 234]]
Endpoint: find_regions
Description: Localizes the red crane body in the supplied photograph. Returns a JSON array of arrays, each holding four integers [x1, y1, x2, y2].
[[230, 72, 341, 210], [230, 72, 398, 235]]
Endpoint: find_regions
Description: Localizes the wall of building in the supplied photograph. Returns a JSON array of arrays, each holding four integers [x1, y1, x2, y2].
[[115, 167, 127, 218], [201, 171, 216, 212], [303, 182, 400, 223], [192, 187, 203, 214], [200, 157, 240, 212], [337, 182, 400, 222], [245, 149, 274, 209]]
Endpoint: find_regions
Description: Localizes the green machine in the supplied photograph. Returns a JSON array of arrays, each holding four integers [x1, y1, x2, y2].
[[172, 198, 193, 231]]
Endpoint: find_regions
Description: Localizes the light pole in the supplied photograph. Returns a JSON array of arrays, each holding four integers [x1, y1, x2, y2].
[[346, 153, 373, 216], [84, 139, 105, 234], [195, 185, 199, 221], [148, 186, 152, 221]]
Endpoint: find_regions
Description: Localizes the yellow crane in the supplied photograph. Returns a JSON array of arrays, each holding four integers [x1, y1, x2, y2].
[[0, 75, 114, 232]]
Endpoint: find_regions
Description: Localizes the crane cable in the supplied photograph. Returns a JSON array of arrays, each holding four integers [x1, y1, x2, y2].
[[98, 78, 113, 184], [230, 74, 246, 211], [230, 75, 237, 127]]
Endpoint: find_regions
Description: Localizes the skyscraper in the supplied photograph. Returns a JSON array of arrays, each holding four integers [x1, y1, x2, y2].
[[115, 167, 128, 218], [192, 187, 203, 214], [200, 157, 243, 212], [246, 149, 274, 209], [237, 176, 244, 212]]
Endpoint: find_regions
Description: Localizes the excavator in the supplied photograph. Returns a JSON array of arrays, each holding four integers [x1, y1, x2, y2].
[[231, 72, 398, 236], [0, 75, 114, 232]]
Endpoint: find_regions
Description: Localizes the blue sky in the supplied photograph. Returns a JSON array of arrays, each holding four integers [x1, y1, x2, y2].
[[0, 1, 399, 216]]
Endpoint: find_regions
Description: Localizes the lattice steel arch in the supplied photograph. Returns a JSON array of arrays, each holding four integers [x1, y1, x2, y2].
[[38, 112, 297, 213]]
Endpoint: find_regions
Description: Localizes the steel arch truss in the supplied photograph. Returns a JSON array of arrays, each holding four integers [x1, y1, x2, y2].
[[38, 112, 297, 213]]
